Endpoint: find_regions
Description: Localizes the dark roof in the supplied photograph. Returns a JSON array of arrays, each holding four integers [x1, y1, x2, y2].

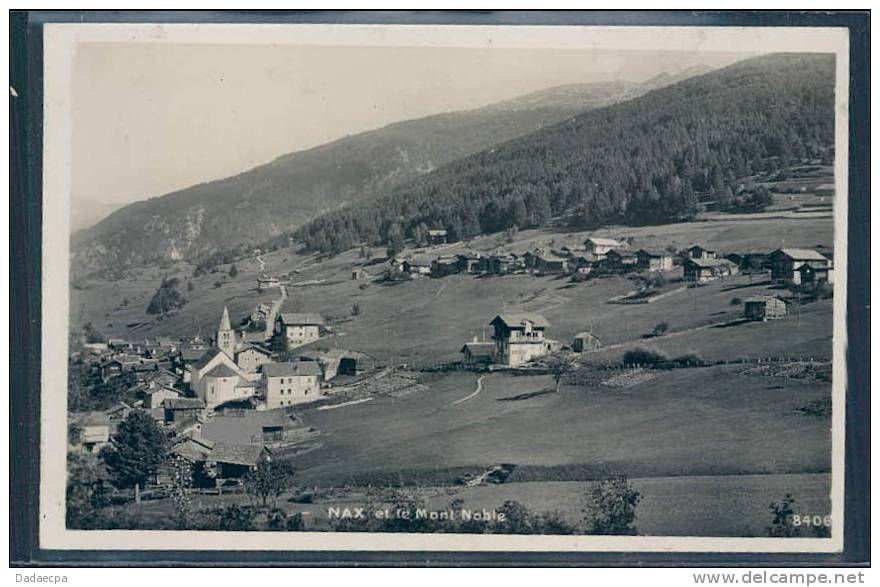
[[204, 364, 240, 379], [76, 411, 111, 427], [688, 244, 715, 252], [236, 344, 272, 356], [460, 342, 495, 357], [191, 348, 223, 370], [606, 248, 637, 257], [263, 361, 323, 377], [164, 398, 206, 410], [637, 248, 672, 258], [202, 411, 302, 445], [772, 248, 829, 261], [490, 313, 550, 329], [208, 443, 266, 467], [277, 312, 324, 326], [684, 258, 736, 268], [744, 295, 785, 304], [179, 348, 208, 362]]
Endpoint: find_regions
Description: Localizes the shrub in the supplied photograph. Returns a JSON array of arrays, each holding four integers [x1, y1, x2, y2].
[[730, 297, 742, 305], [622, 346, 668, 366], [583, 475, 641, 535], [213, 281, 223, 289], [146, 278, 186, 315], [650, 321, 669, 337], [672, 352, 706, 367]]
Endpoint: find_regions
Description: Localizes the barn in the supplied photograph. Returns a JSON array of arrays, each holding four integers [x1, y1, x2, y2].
[[743, 296, 788, 321]]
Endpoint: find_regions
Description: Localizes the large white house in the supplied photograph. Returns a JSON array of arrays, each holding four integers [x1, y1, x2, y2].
[[275, 312, 324, 349], [262, 361, 323, 409]]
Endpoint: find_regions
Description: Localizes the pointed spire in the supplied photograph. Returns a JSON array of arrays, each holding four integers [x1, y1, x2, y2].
[[219, 306, 232, 332]]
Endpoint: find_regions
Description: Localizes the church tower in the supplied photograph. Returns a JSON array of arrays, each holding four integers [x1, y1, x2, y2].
[[217, 306, 235, 358]]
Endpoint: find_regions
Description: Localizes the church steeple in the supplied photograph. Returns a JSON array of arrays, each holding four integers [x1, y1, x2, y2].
[[217, 306, 235, 358]]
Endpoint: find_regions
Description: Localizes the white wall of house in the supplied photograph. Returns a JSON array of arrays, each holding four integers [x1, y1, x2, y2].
[[281, 324, 320, 348], [264, 374, 321, 409]]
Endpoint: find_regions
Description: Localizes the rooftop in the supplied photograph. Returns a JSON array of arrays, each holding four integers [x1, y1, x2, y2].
[[164, 398, 206, 410], [460, 342, 495, 357], [263, 361, 323, 377], [585, 237, 621, 247], [204, 364, 241, 379], [774, 248, 830, 262], [208, 443, 266, 467], [491, 313, 551, 329], [277, 312, 324, 326]]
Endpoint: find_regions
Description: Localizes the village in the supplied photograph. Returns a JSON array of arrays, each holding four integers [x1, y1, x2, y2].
[[68, 223, 835, 514]]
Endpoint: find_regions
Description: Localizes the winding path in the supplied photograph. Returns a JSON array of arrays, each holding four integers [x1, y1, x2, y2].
[[448, 374, 485, 407], [264, 284, 288, 339]]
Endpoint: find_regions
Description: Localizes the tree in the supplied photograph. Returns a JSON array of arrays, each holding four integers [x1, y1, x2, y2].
[[583, 475, 641, 535], [146, 278, 186, 315], [187, 281, 194, 292], [100, 410, 166, 492], [229, 264, 239, 278], [544, 352, 578, 393], [82, 322, 104, 344], [168, 455, 194, 529], [767, 493, 799, 537], [243, 457, 296, 508], [66, 453, 112, 528], [351, 303, 361, 316]]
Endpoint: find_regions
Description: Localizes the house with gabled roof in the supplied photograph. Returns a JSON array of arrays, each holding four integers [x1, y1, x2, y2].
[[274, 311, 324, 349], [489, 313, 557, 367], [262, 361, 323, 409], [769, 248, 832, 285], [584, 237, 621, 260], [636, 249, 674, 272], [682, 257, 740, 283]]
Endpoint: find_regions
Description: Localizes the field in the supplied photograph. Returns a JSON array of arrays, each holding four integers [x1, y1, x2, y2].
[[70, 209, 836, 536]]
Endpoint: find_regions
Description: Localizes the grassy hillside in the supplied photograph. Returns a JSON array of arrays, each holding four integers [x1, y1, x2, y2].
[[73, 212, 833, 364]]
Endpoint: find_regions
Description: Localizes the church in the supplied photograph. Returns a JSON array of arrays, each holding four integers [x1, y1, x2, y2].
[[189, 307, 268, 410]]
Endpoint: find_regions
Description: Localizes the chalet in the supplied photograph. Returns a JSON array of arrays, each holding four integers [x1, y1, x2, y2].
[[257, 274, 281, 290], [682, 258, 740, 283], [686, 245, 716, 260], [584, 237, 621, 260], [431, 255, 460, 277], [403, 256, 433, 277], [170, 434, 215, 464], [572, 332, 602, 353], [489, 253, 516, 275], [163, 397, 206, 424], [205, 443, 270, 480], [351, 268, 369, 280], [234, 344, 273, 372], [143, 385, 181, 409], [604, 249, 638, 272], [262, 361, 323, 409], [455, 253, 482, 274], [636, 249, 674, 272], [274, 312, 324, 349], [490, 313, 556, 367], [460, 341, 495, 366], [533, 252, 568, 274], [743, 295, 788, 321], [104, 401, 133, 422], [71, 412, 111, 454], [769, 249, 832, 285], [427, 229, 448, 245], [795, 263, 835, 286]]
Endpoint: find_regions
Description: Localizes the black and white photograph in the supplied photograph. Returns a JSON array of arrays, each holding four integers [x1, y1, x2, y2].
[[20, 16, 865, 559]]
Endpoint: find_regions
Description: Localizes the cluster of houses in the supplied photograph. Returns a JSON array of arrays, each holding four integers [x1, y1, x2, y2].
[[71, 305, 360, 482], [385, 236, 835, 290], [455, 247, 834, 369]]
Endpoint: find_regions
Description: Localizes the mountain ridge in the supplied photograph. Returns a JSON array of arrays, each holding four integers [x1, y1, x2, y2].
[[71, 67, 717, 277]]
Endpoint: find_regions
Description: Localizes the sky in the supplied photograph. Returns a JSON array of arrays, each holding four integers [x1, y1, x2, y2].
[[71, 43, 747, 221]]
